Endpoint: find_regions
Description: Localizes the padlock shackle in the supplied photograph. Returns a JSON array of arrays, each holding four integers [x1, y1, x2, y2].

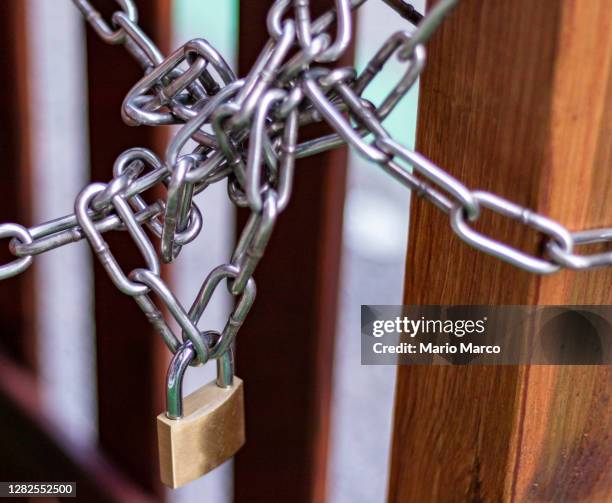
[[166, 341, 195, 419], [216, 349, 234, 388], [166, 339, 235, 419]]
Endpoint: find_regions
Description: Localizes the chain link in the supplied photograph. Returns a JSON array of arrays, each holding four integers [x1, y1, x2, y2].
[[1, 0, 610, 370]]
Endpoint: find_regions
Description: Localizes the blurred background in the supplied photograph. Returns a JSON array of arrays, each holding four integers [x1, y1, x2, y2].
[[0, 0, 423, 501]]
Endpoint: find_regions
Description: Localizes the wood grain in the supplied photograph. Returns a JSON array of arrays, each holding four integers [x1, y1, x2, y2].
[[388, 0, 612, 501]]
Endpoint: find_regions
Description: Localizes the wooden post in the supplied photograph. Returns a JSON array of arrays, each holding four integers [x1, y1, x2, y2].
[[388, 0, 612, 501], [0, 354, 155, 503], [234, 2, 351, 501], [85, 0, 171, 496], [0, 0, 36, 372]]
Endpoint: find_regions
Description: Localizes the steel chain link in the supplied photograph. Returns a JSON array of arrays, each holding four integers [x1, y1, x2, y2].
[[1, 0, 610, 367]]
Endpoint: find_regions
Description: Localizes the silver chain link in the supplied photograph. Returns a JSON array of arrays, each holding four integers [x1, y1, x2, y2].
[[1, 0, 611, 367]]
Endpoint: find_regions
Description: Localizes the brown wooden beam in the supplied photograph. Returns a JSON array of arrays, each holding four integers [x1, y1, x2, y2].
[[389, 0, 612, 501], [0, 352, 155, 503], [234, 2, 351, 501], [0, 0, 37, 372], [85, 0, 171, 496]]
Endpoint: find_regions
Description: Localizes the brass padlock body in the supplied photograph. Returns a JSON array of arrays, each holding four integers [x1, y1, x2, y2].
[[157, 377, 245, 488]]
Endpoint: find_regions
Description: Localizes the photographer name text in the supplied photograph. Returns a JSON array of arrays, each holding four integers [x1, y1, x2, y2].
[[370, 316, 501, 355]]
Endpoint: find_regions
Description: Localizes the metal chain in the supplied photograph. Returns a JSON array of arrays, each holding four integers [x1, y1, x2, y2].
[[1, 0, 611, 368]]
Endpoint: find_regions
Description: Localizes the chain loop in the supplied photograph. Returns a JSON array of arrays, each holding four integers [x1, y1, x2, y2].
[[377, 138, 480, 220], [0, 0, 605, 383], [547, 228, 612, 270], [73, 0, 137, 44], [188, 264, 256, 360], [130, 268, 212, 365], [75, 183, 160, 295], [0, 224, 33, 280], [450, 192, 573, 274]]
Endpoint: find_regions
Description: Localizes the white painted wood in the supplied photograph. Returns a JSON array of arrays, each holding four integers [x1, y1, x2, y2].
[[27, 0, 97, 445]]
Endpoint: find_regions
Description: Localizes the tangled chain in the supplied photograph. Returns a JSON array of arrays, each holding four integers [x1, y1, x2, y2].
[[1, 0, 611, 369]]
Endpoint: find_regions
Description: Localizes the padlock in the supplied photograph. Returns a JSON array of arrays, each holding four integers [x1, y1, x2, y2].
[[157, 341, 245, 488]]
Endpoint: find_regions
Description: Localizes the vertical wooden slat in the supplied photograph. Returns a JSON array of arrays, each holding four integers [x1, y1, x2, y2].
[[388, 0, 612, 501], [85, 0, 171, 496], [234, 3, 351, 502], [0, 0, 37, 372], [0, 354, 155, 503]]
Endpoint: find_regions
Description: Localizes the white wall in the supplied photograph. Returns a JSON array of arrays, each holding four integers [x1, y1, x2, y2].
[[28, 0, 97, 446]]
